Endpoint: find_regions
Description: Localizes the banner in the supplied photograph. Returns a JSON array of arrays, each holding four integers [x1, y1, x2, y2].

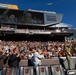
[[20, 66, 33, 75], [35, 66, 49, 75], [3, 67, 16, 75], [50, 64, 65, 75]]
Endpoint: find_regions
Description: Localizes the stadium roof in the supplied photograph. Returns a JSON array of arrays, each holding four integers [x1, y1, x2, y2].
[[49, 23, 72, 28]]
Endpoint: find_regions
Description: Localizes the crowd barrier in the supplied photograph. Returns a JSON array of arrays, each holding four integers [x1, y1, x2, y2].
[[3, 57, 76, 69], [60, 57, 76, 69], [4, 58, 60, 67], [2, 65, 65, 75], [1, 57, 76, 75]]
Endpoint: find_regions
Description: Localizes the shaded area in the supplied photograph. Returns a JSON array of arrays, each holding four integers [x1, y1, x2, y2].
[[0, 34, 64, 42]]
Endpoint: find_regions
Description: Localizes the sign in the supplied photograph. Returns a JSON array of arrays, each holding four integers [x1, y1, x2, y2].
[[3, 67, 16, 75], [20, 66, 33, 75], [44, 13, 63, 25], [50, 64, 65, 75], [0, 3, 18, 10], [35, 66, 49, 75]]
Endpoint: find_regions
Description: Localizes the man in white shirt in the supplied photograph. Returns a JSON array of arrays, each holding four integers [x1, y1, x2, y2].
[[33, 49, 44, 66]]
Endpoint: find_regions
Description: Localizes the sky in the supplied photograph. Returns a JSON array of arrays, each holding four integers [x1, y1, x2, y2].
[[0, 0, 76, 28]]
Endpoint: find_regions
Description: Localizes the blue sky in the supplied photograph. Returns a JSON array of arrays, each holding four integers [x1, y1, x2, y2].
[[0, 0, 76, 28]]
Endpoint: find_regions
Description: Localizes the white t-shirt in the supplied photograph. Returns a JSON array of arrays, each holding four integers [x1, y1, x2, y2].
[[33, 52, 44, 66]]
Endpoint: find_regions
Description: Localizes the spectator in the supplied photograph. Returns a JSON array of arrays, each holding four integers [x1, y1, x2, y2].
[[8, 47, 21, 68], [33, 49, 44, 66], [0, 50, 6, 74]]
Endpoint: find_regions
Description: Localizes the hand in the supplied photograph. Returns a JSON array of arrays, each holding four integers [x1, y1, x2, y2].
[[17, 53, 20, 57], [6, 54, 9, 57], [0, 50, 3, 53], [2, 50, 6, 55]]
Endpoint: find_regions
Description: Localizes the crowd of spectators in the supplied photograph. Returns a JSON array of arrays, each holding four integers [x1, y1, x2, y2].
[[0, 39, 76, 74], [0, 40, 76, 60]]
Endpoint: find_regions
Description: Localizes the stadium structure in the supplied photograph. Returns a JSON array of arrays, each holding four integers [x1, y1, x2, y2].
[[0, 3, 74, 41]]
